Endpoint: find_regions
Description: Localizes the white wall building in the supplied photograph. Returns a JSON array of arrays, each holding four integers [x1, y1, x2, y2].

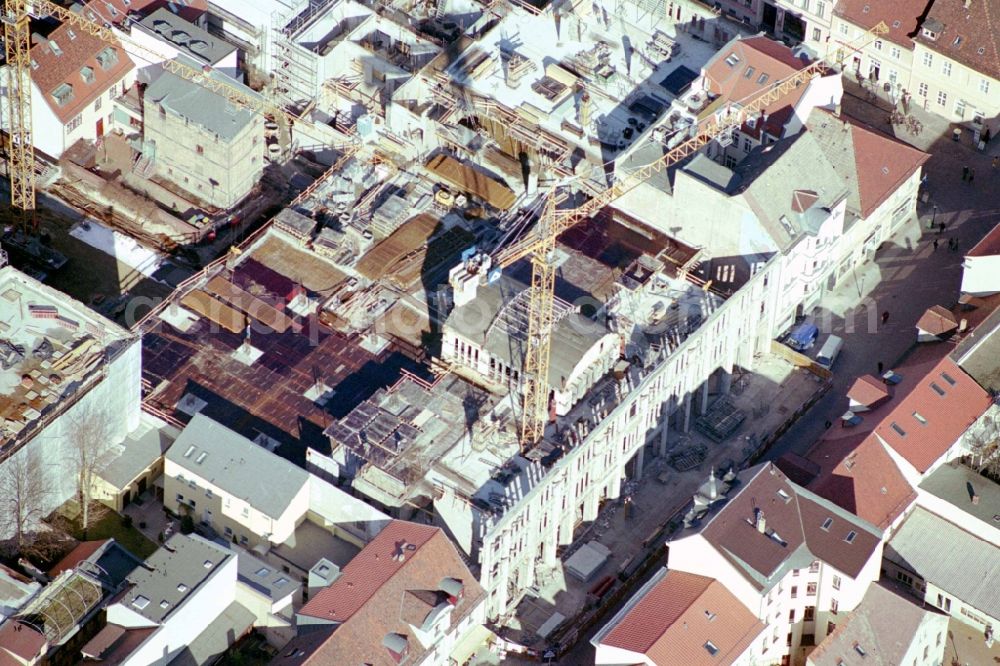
[[0, 266, 141, 541], [666, 463, 885, 666]]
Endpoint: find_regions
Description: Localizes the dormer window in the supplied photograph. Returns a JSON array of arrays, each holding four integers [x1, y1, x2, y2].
[[67, 29, 76, 40], [49, 39, 62, 56], [439, 577, 464, 605], [80, 66, 95, 84], [52, 83, 74, 107], [725, 53, 740, 67], [382, 633, 409, 664], [96, 46, 119, 70], [922, 28, 938, 40]]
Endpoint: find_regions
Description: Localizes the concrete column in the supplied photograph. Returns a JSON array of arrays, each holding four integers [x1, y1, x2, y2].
[[634, 443, 645, 481], [699, 380, 710, 416], [682, 393, 693, 433], [719, 368, 732, 396], [607, 471, 622, 500], [658, 403, 670, 457], [543, 515, 559, 565], [584, 489, 599, 522]]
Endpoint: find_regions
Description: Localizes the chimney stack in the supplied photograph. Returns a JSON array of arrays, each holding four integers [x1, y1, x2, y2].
[[972, 493, 980, 505], [755, 508, 767, 534]]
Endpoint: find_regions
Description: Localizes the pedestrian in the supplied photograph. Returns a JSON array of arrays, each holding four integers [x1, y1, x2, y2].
[[825, 420, 832, 429], [881, 311, 890, 324], [993, 156, 999, 170], [970, 169, 976, 184], [954, 238, 960, 253], [878, 361, 884, 374], [933, 238, 939, 251], [939, 221, 946, 235], [963, 165, 970, 181]]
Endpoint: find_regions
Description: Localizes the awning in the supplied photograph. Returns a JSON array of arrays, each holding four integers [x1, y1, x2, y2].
[[449, 623, 495, 665]]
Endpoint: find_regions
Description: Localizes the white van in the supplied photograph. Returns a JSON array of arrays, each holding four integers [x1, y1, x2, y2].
[[816, 335, 843, 369]]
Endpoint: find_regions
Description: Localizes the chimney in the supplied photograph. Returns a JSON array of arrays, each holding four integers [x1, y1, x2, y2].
[[708, 467, 718, 500], [755, 508, 767, 534], [964, 0, 972, 9], [972, 493, 980, 505]]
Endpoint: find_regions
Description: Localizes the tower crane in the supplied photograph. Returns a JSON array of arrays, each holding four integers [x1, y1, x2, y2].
[[453, 21, 889, 447], [1, 0, 359, 232]]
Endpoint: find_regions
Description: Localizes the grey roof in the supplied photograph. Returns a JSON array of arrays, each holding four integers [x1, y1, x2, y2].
[[121, 533, 232, 624], [884, 507, 1000, 620], [98, 427, 173, 488], [682, 153, 742, 192], [918, 464, 1000, 528], [807, 583, 944, 666], [138, 8, 237, 65], [144, 61, 259, 142], [230, 544, 301, 602], [952, 305, 1000, 393], [732, 132, 849, 251], [444, 274, 610, 388], [167, 413, 309, 519], [169, 600, 255, 666], [806, 110, 864, 217]]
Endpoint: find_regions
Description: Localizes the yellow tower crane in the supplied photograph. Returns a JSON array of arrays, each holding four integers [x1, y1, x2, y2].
[[1, 0, 359, 232], [465, 21, 889, 447]]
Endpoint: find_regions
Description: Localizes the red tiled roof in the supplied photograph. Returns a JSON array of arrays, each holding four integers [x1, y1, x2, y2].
[[916, 305, 958, 336], [847, 374, 891, 408], [916, 0, 1000, 81], [967, 222, 1000, 258], [601, 571, 765, 665], [842, 115, 930, 219], [702, 36, 812, 138], [874, 357, 992, 473], [699, 464, 881, 585], [833, 0, 933, 48], [810, 436, 917, 530], [82, 0, 208, 26], [276, 521, 485, 666], [48, 539, 109, 577], [30, 26, 134, 125], [0, 621, 46, 662]]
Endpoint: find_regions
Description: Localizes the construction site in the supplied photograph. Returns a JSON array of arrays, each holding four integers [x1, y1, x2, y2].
[[0, 0, 907, 660]]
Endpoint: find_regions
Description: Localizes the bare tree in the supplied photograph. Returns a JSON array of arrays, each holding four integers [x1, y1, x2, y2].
[[0, 446, 49, 553], [70, 409, 116, 534]]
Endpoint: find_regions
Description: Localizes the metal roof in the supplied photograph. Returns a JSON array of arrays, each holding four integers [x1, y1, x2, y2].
[[885, 506, 1000, 621]]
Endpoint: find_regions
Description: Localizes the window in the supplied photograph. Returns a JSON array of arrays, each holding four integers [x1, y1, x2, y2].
[[743, 137, 752, 153], [890, 46, 901, 59], [96, 46, 118, 70], [831, 598, 839, 614], [845, 531, 857, 544], [812, 28, 821, 41], [80, 66, 95, 84], [937, 633, 942, 646], [786, 632, 793, 646], [942, 372, 956, 385], [801, 0, 809, 10], [896, 571, 914, 586], [874, 39, 882, 51], [176, 493, 184, 502], [757, 73, 770, 85], [807, 583, 817, 596], [821, 517, 833, 531], [923, 646, 929, 660], [942, 61, 952, 76], [832, 575, 841, 591], [810, 561, 820, 573], [51, 83, 74, 107], [744, 65, 756, 79], [891, 422, 906, 436], [828, 622, 837, 635], [49, 39, 63, 56], [242, 506, 250, 517], [791, 586, 798, 599], [67, 114, 82, 132], [918, 82, 928, 97], [196, 145, 205, 155], [224, 526, 233, 536], [816, 1, 825, 16], [94, 96, 102, 112], [839, 23, 848, 36], [704, 641, 719, 656], [981, 79, 991, 94], [937, 90, 948, 106], [913, 411, 928, 425], [804, 606, 815, 621], [923, 52, 933, 67], [789, 609, 796, 622]]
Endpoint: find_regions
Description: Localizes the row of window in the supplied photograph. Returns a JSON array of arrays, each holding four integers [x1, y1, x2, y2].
[[795, 0, 827, 18]]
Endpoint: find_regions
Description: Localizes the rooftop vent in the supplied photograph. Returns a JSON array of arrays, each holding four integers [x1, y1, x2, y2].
[[704, 640, 719, 656], [132, 595, 150, 610]]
